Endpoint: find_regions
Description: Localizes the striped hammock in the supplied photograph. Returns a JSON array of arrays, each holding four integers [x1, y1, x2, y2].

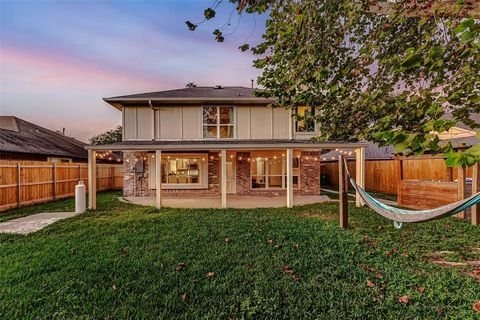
[[343, 159, 480, 229]]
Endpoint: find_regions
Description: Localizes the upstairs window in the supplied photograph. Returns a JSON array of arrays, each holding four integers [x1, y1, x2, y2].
[[295, 106, 316, 133], [203, 106, 234, 139]]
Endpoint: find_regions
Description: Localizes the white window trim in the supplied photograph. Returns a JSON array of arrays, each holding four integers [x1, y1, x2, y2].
[[250, 157, 300, 190], [149, 153, 209, 190], [202, 106, 236, 139], [294, 106, 318, 134]]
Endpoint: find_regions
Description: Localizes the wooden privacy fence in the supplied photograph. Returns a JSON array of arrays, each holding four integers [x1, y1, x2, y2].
[[322, 157, 474, 195], [0, 161, 123, 212]]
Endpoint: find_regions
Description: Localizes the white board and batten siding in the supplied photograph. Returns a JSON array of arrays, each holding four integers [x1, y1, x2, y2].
[[123, 105, 292, 141]]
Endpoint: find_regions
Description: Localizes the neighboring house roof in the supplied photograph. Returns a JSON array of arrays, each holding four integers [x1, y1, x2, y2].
[[448, 135, 480, 150], [321, 142, 395, 161], [442, 112, 480, 132], [0, 116, 88, 159], [104, 86, 272, 109]]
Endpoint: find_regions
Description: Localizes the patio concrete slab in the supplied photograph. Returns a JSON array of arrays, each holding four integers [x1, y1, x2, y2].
[[0, 212, 78, 235], [122, 194, 331, 209]]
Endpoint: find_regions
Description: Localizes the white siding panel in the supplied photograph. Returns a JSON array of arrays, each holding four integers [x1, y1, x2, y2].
[[273, 108, 290, 139], [236, 106, 251, 139], [136, 108, 154, 140], [159, 107, 183, 139], [250, 107, 272, 139], [124, 107, 137, 140], [154, 109, 160, 139], [182, 107, 202, 139]]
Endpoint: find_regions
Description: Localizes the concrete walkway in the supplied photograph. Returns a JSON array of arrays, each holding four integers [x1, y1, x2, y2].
[[122, 194, 330, 209], [0, 212, 78, 235]]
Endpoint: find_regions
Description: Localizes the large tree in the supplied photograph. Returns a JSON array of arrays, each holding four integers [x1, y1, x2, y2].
[[188, 0, 480, 166], [89, 125, 122, 145]]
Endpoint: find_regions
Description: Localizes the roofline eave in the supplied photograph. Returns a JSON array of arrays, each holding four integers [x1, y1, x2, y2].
[[103, 97, 275, 106], [85, 141, 369, 151]]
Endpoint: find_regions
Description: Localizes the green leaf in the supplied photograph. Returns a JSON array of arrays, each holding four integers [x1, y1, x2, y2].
[[185, 21, 197, 31], [204, 8, 216, 20], [213, 29, 224, 42], [239, 44, 250, 52]]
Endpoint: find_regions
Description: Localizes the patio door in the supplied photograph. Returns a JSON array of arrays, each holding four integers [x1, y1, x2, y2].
[[226, 160, 236, 194]]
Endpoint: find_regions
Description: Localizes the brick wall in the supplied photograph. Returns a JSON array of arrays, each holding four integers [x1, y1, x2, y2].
[[123, 151, 152, 197], [236, 152, 251, 195], [299, 151, 321, 195], [208, 152, 220, 194], [123, 150, 321, 197]]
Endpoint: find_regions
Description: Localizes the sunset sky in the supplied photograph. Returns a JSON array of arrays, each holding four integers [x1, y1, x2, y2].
[[0, 1, 265, 141]]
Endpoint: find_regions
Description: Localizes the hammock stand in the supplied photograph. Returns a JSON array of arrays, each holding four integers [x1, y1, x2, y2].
[[337, 155, 480, 229]]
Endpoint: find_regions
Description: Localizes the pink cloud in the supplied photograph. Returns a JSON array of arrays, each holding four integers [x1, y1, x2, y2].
[[1, 44, 176, 93]]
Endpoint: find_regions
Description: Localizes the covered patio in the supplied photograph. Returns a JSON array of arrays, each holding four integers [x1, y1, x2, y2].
[[122, 194, 331, 209], [85, 140, 367, 210]]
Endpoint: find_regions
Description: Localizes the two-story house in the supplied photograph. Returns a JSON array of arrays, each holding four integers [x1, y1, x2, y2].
[[85, 86, 366, 209]]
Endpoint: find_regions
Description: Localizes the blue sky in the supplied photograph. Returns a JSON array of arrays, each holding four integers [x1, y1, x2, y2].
[[0, 0, 266, 141]]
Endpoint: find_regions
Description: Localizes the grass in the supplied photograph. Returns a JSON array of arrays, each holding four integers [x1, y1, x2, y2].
[[321, 186, 397, 202], [1, 191, 479, 319]]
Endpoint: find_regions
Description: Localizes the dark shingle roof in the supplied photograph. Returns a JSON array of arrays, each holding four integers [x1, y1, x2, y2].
[[0, 116, 88, 159], [105, 86, 266, 100]]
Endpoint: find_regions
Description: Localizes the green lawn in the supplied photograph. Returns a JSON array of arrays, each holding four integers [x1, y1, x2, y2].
[[1, 191, 479, 319]]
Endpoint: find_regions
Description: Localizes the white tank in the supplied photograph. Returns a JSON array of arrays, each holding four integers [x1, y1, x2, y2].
[[75, 181, 86, 213]]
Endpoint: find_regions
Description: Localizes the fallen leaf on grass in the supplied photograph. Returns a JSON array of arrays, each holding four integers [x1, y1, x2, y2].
[[282, 265, 294, 273], [375, 272, 383, 279], [377, 225, 382, 231], [366, 280, 375, 288], [176, 262, 187, 272], [112, 285, 117, 291], [292, 244, 299, 249], [414, 287, 425, 294], [119, 247, 128, 256], [399, 295, 410, 304], [224, 237, 230, 242], [180, 293, 188, 302], [206, 272, 215, 279], [291, 274, 301, 282], [267, 239, 273, 245], [472, 268, 480, 275], [473, 301, 480, 312]]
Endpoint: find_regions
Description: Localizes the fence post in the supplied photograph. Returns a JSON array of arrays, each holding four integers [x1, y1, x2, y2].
[[472, 163, 479, 226], [16, 163, 21, 208], [457, 166, 466, 219], [52, 163, 57, 200], [111, 166, 114, 189], [78, 165, 81, 182], [339, 155, 348, 229], [395, 156, 403, 203]]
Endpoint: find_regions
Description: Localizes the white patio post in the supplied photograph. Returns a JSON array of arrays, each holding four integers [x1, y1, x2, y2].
[[88, 149, 97, 210], [286, 148, 294, 208], [155, 150, 162, 209], [221, 149, 227, 208], [355, 147, 366, 207]]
